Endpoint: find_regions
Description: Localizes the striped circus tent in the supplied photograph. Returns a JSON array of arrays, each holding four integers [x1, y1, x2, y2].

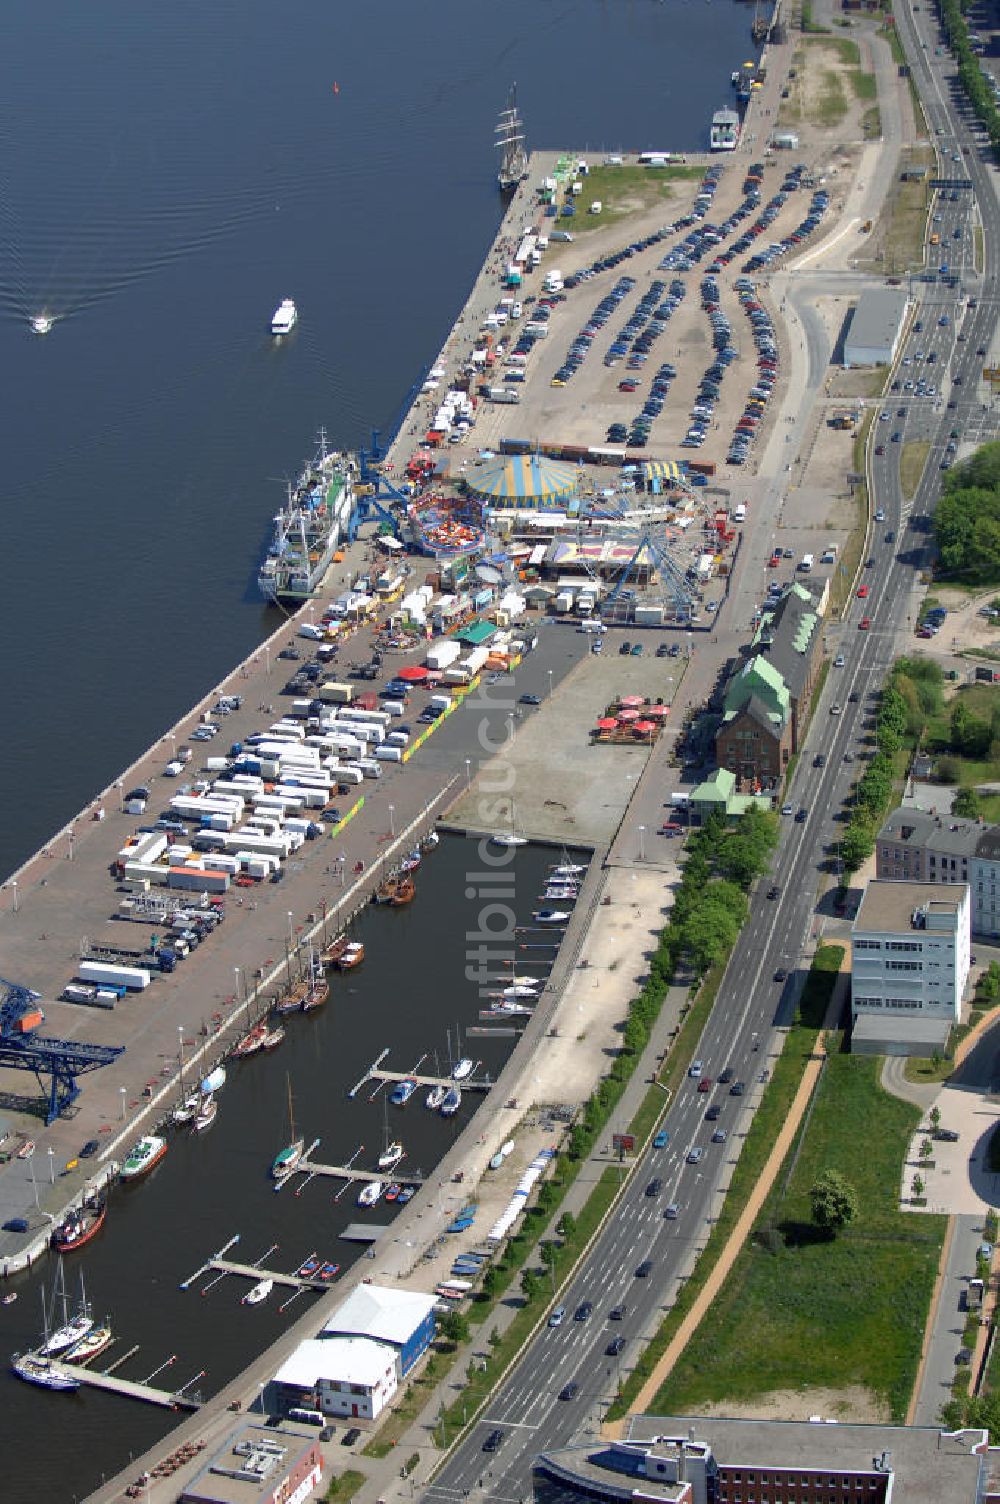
[[469, 453, 578, 507], [641, 459, 683, 484]]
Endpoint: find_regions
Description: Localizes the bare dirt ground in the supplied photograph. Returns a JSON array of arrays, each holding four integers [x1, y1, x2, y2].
[[693, 1384, 890, 1425]]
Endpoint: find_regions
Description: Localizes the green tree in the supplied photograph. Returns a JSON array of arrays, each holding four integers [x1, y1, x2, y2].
[[437, 1310, 470, 1345], [840, 821, 875, 875], [953, 787, 982, 819], [930, 1106, 941, 1131], [539, 1240, 557, 1272], [520, 1267, 539, 1302], [557, 1211, 576, 1241], [809, 1169, 860, 1234]]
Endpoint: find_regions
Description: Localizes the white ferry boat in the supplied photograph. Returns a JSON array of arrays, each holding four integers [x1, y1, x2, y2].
[[271, 299, 298, 336], [710, 107, 740, 152]]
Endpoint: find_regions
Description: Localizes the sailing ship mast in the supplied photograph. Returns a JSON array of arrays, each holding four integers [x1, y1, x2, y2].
[[495, 83, 527, 192]]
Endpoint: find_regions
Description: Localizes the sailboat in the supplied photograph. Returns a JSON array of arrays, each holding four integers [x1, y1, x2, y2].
[[243, 1278, 274, 1307], [301, 948, 329, 1013], [194, 1094, 218, 1133], [39, 1265, 94, 1357], [271, 1075, 304, 1179], [495, 83, 528, 192], [490, 802, 527, 848]]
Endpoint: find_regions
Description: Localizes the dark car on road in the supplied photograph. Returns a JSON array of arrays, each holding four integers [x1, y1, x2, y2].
[[933, 1128, 960, 1142], [774, 967, 788, 983], [706, 1104, 721, 1120], [520, 694, 541, 706], [645, 1178, 662, 1197], [560, 1381, 580, 1401], [635, 1259, 653, 1278], [718, 1067, 734, 1084], [607, 1336, 626, 1356], [575, 1301, 593, 1321], [484, 1429, 505, 1452], [341, 1428, 362, 1447]]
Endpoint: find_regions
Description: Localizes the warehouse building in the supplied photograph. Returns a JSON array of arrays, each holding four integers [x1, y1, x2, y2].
[[843, 287, 909, 368], [270, 1335, 399, 1422], [180, 1424, 322, 1504], [320, 1283, 437, 1376]]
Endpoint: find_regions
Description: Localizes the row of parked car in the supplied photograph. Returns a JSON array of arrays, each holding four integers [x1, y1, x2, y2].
[[728, 278, 778, 467], [551, 274, 636, 388], [743, 181, 829, 274]]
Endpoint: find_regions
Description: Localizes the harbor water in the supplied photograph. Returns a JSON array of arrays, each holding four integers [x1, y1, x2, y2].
[[0, 836, 584, 1501], [0, 0, 756, 1493], [0, 0, 755, 881]]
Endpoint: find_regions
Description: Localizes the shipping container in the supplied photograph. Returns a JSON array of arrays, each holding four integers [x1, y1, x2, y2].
[[320, 681, 355, 704], [167, 867, 230, 894]]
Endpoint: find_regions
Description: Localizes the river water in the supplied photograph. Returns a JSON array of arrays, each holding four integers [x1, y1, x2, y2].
[[0, 0, 756, 1490]]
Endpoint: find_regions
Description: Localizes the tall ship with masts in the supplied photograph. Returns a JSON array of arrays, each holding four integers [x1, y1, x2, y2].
[[495, 84, 528, 193], [257, 432, 357, 605]]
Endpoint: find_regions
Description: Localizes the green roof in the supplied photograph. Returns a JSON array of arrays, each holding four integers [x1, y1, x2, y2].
[[691, 768, 736, 805], [722, 656, 790, 723], [456, 620, 497, 646]]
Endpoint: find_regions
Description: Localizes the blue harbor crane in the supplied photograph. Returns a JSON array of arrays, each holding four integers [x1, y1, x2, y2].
[[354, 429, 412, 540], [0, 977, 125, 1125]]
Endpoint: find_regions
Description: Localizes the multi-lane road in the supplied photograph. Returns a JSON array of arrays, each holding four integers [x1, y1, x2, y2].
[[421, 15, 1000, 1501]]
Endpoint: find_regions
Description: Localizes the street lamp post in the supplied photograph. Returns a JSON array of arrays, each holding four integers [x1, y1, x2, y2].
[[234, 966, 241, 1003], [47, 1146, 55, 1185], [287, 911, 295, 950], [11, 880, 17, 915], [638, 825, 646, 862], [547, 669, 554, 698], [388, 804, 395, 838], [28, 1155, 39, 1211], [117, 780, 124, 812], [464, 758, 472, 787], [119, 1087, 127, 1121]]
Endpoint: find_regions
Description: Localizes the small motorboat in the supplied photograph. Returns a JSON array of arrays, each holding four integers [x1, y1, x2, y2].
[[321, 935, 350, 966], [317, 1261, 340, 1281], [271, 1138, 304, 1180], [425, 1084, 447, 1110], [30, 314, 53, 336], [488, 1140, 515, 1172], [452, 1058, 474, 1081], [440, 1086, 462, 1118], [397, 1185, 415, 1205], [243, 1279, 274, 1307], [501, 984, 538, 999], [271, 298, 298, 336], [550, 863, 585, 878], [16, 1141, 34, 1161], [390, 1078, 417, 1107], [2, 1293, 17, 1306], [532, 909, 570, 925], [194, 1094, 218, 1133], [261, 1024, 285, 1051], [384, 1183, 401, 1203], [296, 1255, 321, 1279], [399, 849, 422, 874], [422, 831, 440, 851], [378, 1141, 404, 1172], [357, 1179, 385, 1207], [51, 1194, 106, 1254]]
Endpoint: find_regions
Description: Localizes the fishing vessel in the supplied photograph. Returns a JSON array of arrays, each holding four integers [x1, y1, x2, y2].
[[425, 1083, 447, 1110], [11, 1354, 79, 1391], [378, 1141, 405, 1172], [243, 1278, 274, 1307], [275, 977, 309, 1016], [357, 1179, 385, 1207], [710, 106, 740, 152], [336, 941, 365, 971], [51, 1193, 106, 1254], [452, 1058, 474, 1082], [67, 1323, 112, 1364], [231, 1022, 268, 1059], [440, 1086, 462, 1118], [271, 1077, 305, 1180], [194, 1094, 218, 1133], [532, 909, 570, 925], [172, 1092, 200, 1125], [495, 82, 528, 191], [390, 1078, 417, 1107], [271, 299, 298, 336], [258, 434, 356, 605], [120, 1134, 167, 1182]]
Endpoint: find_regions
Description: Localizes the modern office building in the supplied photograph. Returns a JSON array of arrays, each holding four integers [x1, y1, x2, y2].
[[850, 879, 971, 1054], [533, 1420, 996, 1504], [843, 287, 908, 367]]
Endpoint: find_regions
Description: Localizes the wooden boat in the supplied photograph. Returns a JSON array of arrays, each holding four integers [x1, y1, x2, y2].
[[336, 941, 365, 971], [231, 1022, 268, 1059], [172, 1093, 200, 1125], [374, 874, 415, 906], [296, 1255, 321, 1279], [261, 1024, 285, 1051], [321, 934, 350, 967], [194, 1094, 218, 1133], [271, 1076, 304, 1179], [317, 1261, 340, 1282], [67, 1323, 112, 1363], [275, 978, 309, 1016], [301, 950, 329, 1013]]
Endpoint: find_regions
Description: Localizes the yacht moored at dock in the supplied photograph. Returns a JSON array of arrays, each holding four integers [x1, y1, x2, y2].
[[11, 1354, 80, 1391], [495, 83, 527, 192]]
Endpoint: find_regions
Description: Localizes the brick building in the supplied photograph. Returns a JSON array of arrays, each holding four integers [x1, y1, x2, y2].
[[876, 807, 1000, 938]]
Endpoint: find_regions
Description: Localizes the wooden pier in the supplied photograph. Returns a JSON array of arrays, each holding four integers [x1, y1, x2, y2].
[[348, 1049, 493, 1101], [32, 1354, 201, 1410], [180, 1234, 332, 1296]]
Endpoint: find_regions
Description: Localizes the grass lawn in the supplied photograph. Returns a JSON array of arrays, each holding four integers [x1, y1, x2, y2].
[[565, 165, 702, 234], [900, 441, 930, 501], [324, 1470, 366, 1503], [807, 35, 861, 65], [851, 70, 878, 101], [862, 105, 882, 139], [811, 69, 849, 127], [881, 147, 934, 274], [924, 685, 1000, 791], [652, 1053, 946, 1422]]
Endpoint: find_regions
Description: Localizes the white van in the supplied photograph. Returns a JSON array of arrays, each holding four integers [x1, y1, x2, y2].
[[799, 553, 814, 573]]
